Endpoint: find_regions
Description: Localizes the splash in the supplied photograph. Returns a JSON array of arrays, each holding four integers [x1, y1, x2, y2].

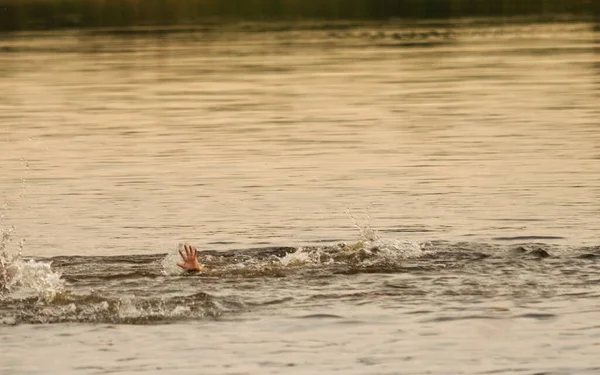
[[0, 217, 23, 291], [273, 208, 427, 268], [1, 220, 63, 302], [343, 207, 425, 263], [161, 212, 428, 276], [1, 156, 63, 301], [278, 247, 322, 267], [159, 207, 429, 277], [0, 252, 64, 302], [17, 259, 64, 302], [276, 238, 424, 270], [161, 242, 186, 276], [347, 206, 380, 243]]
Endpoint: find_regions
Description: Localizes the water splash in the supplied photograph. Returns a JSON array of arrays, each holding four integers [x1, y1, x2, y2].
[[18, 260, 64, 302], [0, 219, 23, 291], [161, 213, 427, 276], [344, 207, 425, 263], [1, 221, 63, 302], [160, 208, 427, 276], [1, 156, 62, 301], [161, 243, 186, 276], [278, 247, 321, 267], [347, 206, 380, 243]]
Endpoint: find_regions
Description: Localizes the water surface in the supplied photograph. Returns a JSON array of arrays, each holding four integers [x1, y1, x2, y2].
[[1, 19, 600, 374]]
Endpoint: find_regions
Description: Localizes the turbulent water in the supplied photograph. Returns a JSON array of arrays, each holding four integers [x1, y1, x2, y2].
[[1, 18, 600, 374]]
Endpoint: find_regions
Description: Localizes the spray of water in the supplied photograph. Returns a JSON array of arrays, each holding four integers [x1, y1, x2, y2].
[[346, 206, 380, 243], [161, 242, 191, 276], [345, 207, 424, 261], [1, 158, 64, 302], [160, 209, 428, 275], [0, 234, 64, 302], [0, 219, 22, 291]]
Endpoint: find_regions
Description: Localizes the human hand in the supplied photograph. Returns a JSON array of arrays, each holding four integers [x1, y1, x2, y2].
[[176, 244, 203, 272]]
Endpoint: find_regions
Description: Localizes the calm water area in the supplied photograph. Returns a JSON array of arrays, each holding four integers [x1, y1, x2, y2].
[[1, 17, 600, 374]]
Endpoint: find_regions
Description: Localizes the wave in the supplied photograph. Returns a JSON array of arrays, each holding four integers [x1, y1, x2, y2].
[[2, 230, 599, 325], [1, 290, 244, 325]]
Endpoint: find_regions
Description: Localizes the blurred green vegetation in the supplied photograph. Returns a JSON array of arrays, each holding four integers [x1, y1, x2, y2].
[[0, 0, 597, 31]]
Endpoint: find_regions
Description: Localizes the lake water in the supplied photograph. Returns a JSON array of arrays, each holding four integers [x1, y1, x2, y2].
[[1, 19, 600, 374]]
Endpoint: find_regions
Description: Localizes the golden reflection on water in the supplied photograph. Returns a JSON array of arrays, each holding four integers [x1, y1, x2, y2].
[[1, 21, 599, 256]]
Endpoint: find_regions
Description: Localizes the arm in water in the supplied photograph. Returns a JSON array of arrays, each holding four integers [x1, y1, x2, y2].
[[177, 244, 203, 272]]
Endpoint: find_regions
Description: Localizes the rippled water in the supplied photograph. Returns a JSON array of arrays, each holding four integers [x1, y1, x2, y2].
[[1, 19, 600, 374]]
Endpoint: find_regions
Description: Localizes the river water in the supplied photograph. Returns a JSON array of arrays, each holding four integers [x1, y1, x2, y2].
[[1, 19, 600, 374]]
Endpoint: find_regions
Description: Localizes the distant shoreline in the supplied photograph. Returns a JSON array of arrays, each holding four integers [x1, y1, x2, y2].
[[0, 0, 598, 32]]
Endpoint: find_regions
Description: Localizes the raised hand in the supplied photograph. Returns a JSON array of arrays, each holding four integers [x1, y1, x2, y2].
[[176, 244, 203, 272]]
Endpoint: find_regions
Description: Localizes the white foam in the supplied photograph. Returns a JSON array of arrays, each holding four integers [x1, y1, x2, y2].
[[1, 226, 64, 302], [18, 259, 64, 302], [278, 248, 318, 266]]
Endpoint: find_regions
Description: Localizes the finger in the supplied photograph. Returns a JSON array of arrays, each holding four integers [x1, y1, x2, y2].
[[179, 249, 186, 260], [185, 244, 192, 257], [192, 247, 197, 258], [176, 262, 185, 269]]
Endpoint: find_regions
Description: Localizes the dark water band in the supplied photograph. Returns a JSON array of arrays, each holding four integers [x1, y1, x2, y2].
[[0, 0, 598, 32]]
